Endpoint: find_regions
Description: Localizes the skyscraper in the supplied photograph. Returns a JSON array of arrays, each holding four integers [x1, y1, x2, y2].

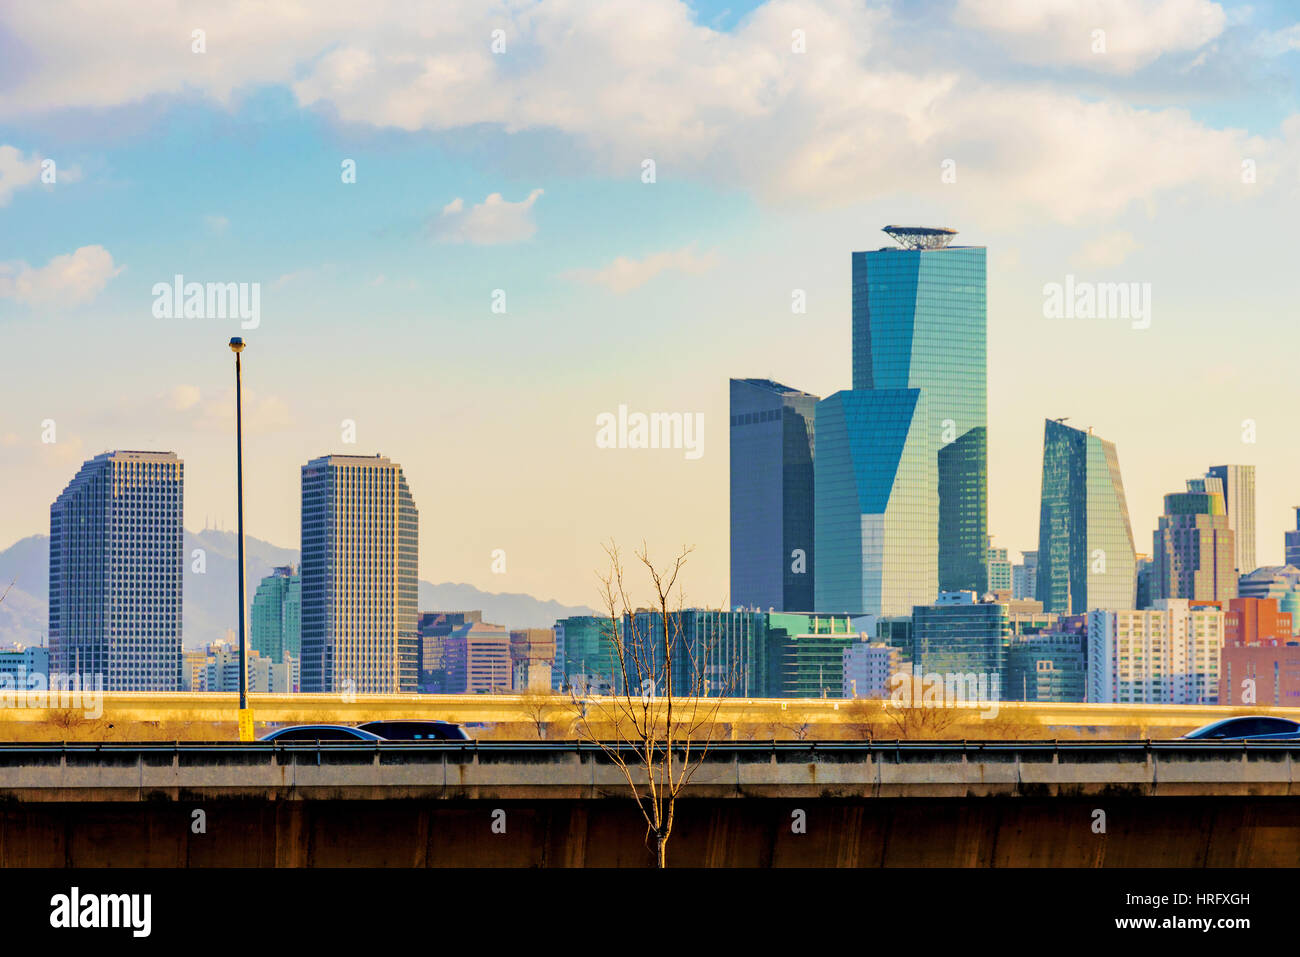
[[1152, 478, 1236, 603], [852, 226, 988, 594], [814, 225, 987, 615], [729, 378, 818, 611], [1206, 465, 1255, 575], [1035, 419, 1136, 615], [48, 450, 183, 691], [814, 388, 936, 616], [299, 454, 418, 693], [250, 564, 300, 663], [987, 545, 1012, 593]]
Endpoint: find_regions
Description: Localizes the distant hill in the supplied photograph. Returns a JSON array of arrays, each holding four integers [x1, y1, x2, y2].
[[0, 532, 595, 649]]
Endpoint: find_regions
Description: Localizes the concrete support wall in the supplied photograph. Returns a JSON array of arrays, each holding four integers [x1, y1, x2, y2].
[[2, 797, 1298, 867]]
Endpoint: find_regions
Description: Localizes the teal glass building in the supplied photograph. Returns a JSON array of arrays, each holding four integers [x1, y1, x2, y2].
[[814, 226, 987, 615], [814, 388, 936, 616], [1035, 419, 1137, 614], [250, 565, 300, 664], [911, 600, 1010, 678]]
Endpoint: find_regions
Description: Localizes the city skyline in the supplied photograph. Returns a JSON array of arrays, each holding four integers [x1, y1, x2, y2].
[[4, 0, 1300, 611]]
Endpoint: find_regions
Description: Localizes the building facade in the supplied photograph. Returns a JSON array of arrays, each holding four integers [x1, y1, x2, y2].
[[911, 594, 1010, 681], [1206, 465, 1255, 576], [299, 454, 418, 693], [1087, 599, 1224, 705], [814, 226, 987, 617], [842, 640, 900, 699], [729, 378, 818, 612], [48, 451, 184, 691], [1035, 420, 1137, 615], [1006, 632, 1087, 703], [1152, 480, 1236, 603], [250, 565, 300, 664]]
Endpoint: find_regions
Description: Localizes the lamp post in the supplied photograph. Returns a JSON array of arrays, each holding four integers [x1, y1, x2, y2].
[[229, 337, 252, 740]]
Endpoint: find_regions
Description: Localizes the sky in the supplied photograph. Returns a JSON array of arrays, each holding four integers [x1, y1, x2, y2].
[[2, 0, 1300, 609]]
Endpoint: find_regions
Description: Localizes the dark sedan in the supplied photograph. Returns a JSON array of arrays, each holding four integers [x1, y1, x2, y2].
[[357, 720, 470, 741], [1181, 716, 1300, 740], [260, 724, 385, 742]]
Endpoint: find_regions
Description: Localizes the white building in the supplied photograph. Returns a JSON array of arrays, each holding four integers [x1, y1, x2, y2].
[[842, 639, 899, 698], [1087, 599, 1224, 705]]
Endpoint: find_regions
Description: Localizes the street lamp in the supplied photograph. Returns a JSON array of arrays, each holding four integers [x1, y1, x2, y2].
[[229, 337, 252, 741]]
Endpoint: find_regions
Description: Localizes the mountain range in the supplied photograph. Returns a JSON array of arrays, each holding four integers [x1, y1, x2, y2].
[[0, 530, 596, 649]]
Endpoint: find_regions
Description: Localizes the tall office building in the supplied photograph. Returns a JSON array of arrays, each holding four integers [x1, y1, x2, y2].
[[299, 454, 418, 693], [1035, 419, 1136, 615], [853, 227, 987, 593], [1206, 465, 1255, 575], [1152, 479, 1236, 603], [48, 451, 184, 691], [730, 378, 818, 612], [815, 226, 987, 616], [250, 565, 300, 664], [814, 388, 936, 616]]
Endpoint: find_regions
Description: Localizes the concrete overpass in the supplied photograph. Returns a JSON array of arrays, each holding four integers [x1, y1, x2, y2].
[[3, 691, 1296, 732], [1, 740, 1299, 865]]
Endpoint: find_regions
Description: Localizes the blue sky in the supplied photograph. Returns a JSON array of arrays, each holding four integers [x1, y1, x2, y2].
[[2, 0, 1300, 615]]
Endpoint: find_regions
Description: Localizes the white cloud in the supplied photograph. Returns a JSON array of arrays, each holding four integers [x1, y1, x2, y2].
[[1073, 231, 1139, 268], [0, 1, 1289, 226], [167, 385, 202, 411], [0, 145, 43, 206], [1257, 24, 1300, 57], [0, 245, 122, 307], [430, 189, 543, 245], [563, 246, 718, 293], [954, 0, 1226, 74]]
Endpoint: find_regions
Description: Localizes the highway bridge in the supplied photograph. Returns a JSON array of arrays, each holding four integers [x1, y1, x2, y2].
[[2, 691, 1296, 734], [1, 740, 1299, 866]]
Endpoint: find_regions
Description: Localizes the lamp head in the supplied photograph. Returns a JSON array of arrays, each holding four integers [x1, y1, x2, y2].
[[228, 337, 245, 354]]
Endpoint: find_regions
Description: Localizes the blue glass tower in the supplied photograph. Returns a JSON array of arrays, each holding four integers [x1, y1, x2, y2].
[[815, 226, 987, 615], [730, 378, 818, 612], [814, 389, 936, 616], [1035, 419, 1136, 614]]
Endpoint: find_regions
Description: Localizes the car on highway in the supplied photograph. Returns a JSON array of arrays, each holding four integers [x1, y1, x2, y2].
[[259, 724, 385, 742], [1181, 716, 1300, 740], [356, 720, 470, 741]]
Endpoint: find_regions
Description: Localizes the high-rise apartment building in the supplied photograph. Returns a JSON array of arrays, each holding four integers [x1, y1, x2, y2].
[[1152, 479, 1236, 603], [299, 454, 418, 693], [1035, 420, 1136, 615], [1012, 550, 1038, 601], [1087, 599, 1224, 704], [815, 226, 987, 616], [250, 565, 300, 664], [730, 378, 818, 612], [48, 451, 184, 691], [1206, 465, 1255, 575]]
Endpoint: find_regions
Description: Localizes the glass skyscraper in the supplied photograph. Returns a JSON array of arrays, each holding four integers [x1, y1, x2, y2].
[[814, 388, 936, 616], [250, 564, 300, 664], [300, 454, 418, 693], [1035, 420, 1136, 615], [1153, 479, 1236, 603], [48, 450, 184, 691], [814, 226, 987, 615], [729, 378, 818, 612]]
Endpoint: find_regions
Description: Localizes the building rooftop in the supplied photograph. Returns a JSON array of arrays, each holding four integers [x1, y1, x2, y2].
[[882, 225, 958, 250]]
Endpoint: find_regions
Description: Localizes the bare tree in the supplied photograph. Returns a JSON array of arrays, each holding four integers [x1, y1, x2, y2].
[[518, 689, 561, 739], [569, 541, 729, 868]]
